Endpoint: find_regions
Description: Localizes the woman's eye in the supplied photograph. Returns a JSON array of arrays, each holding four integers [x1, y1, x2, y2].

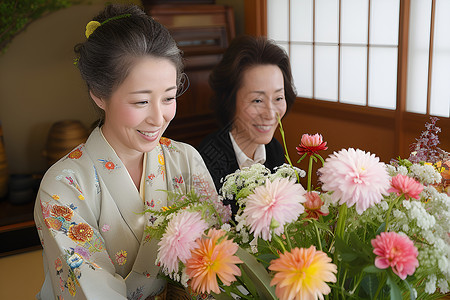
[[135, 101, 149, 105], [275, 96, 285, 102], [164, 97, 176, 103], [252, 99, 263, 103]]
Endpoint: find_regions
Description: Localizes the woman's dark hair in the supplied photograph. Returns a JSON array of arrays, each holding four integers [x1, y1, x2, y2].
[[74, 4, 183, 121], [209, 35, 296, 127]]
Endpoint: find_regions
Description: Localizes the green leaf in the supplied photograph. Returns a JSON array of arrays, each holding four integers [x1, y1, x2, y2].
[[237, 265, 258, 297], [387, 273, 402, 300], [363, 265, 383, 274], [211, 291, 234, 300], [360, 273, 379, 299], [402, 280, 416, 300], [236, 247, 277, 299]]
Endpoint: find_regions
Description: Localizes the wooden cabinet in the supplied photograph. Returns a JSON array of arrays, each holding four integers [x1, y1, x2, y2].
[[144, 4, 236, 146]]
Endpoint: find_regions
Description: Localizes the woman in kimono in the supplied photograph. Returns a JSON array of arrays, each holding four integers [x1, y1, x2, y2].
[[198, 36, 296, 216], [34, 4, 219, 299]]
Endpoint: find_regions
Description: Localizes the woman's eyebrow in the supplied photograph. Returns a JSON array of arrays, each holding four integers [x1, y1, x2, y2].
[[130, 86, 177, 94]]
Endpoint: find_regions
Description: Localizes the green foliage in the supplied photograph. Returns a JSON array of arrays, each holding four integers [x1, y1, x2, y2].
[[0, 0, 79, 53]]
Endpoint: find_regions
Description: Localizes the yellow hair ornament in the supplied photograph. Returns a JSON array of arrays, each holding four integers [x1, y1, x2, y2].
[[85, 21, 101, 39], [84, 14, 131, 39]]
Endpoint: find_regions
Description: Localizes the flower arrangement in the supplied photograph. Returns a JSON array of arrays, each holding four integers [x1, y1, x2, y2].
[[147, 117, 450, 300]]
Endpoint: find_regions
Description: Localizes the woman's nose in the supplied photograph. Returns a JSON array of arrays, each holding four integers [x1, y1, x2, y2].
[[146, 101, 164, 126], [261, 101, 276, 120]]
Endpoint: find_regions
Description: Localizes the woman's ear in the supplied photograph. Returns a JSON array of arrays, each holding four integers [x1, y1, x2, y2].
[[90, 91, 105, 110]]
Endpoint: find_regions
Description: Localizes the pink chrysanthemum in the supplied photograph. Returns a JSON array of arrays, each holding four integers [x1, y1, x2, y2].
[[296, 133, 328, 157], [185, 229, 242, 294], [387, 174, 424, 200], [304, 191, 328, 220], [242, 178, 306, 241], [318, 148, 390, 214], [371, 232, 419, 280], [269, 246, 337, 300], [158, 211, 208, 273]]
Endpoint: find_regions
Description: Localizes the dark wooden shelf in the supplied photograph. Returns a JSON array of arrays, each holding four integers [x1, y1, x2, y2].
[[0, 176, 41, 256]]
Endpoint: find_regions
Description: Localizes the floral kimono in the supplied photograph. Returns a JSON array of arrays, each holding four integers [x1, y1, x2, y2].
[[34, 127, 217, 299]]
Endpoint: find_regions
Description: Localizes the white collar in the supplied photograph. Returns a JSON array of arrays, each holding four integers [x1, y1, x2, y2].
[[229, 132, 266, 169]]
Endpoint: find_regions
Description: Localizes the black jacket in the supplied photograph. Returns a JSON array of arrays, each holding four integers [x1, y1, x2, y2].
[[198, 127, 285, 215]]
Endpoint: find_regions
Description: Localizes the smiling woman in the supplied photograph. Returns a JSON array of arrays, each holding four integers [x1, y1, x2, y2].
[[198, 35, 296, 216], [33, 4, 219, 299]]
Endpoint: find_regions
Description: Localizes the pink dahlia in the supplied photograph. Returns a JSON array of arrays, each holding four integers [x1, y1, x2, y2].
[[304, 191, 328, 220], [371, 232, 419, 280], [158, 211, 208, 273], [242, 178, 306, 241], [318, 148, 390, 214], [296, 133, 328, 157], [387, 174, 424, 200]]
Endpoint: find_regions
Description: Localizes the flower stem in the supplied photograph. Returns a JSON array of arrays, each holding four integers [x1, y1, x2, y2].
[[272, 235, 287, 253], [373, 273, 387, 299], [384, 195, 403, 232], [284, 225, 292, 252], [277, 115, 300, 183], [307, 156, 314, 191], [335, 204, 348, 240], [313, 221, 322, 251]]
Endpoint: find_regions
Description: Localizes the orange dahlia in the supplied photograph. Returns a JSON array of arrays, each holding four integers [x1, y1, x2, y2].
[[68, 223, 93, 243], [269, 246, 337, 300], [185, 229, 242, 294]]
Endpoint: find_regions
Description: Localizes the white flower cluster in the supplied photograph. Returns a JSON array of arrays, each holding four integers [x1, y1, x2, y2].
[[387, 162, 442, 185], [220, 163, 305, 208], [391, 188, 450, 294], [221, 163, 270, 201], [409, 163, 442, 185]]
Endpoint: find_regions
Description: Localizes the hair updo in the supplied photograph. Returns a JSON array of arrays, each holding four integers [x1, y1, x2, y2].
[[74, 4, 183, 103]]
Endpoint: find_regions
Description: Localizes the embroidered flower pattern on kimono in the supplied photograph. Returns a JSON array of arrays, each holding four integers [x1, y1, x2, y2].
[[98, 158, 120, 171], [158, 153, 166, 180], [67, 253, 84, 269], [59, 278, 64, 292], [101, 224, 110, 232], [56, 169, 85, 200], [68, 223, 93, 243], [192, 174, 214, 197], [66, 276, 77, 296], [146, 173, 156, 186], [172, 174, 184, 189], [115, 250, 127, 265], [159, 137, 179, 153], [128, 286, 145, 300], [74, 245, 91, 259], [55, 258, 63, 274], [68, 147, 83, 160], [52, 194, 60, 200], [51, 205, 74, 221]]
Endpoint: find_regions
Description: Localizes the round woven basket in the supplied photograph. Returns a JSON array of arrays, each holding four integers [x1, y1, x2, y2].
[[43, 120, 89, 167]]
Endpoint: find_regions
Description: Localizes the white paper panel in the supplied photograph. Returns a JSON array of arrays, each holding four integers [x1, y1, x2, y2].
[[291, 0, 313, 42], [368, 48, 398, 109], [267, 0, 289, 41], [315, 0, 339, 43], [341, 0, 368, 44], [370, 0, 400, 45], [406, 0, 432, 114], [430, 0, 450, 117], [340, 46, 367, 105], [314, 45, 338, 101], [291, 44, 313, 97]]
